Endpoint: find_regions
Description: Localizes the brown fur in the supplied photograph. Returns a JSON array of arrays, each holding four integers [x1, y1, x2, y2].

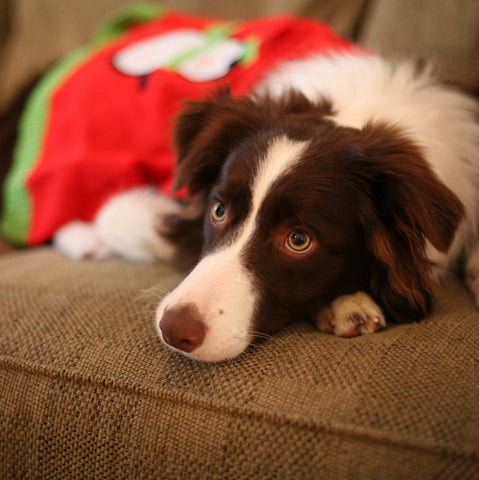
[[353, 122, 464, 319], [167, 89, 463, 329]]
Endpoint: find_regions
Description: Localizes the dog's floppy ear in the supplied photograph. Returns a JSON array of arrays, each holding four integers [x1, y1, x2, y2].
[[173, 87, 264, 194], [354, 122, 464, 320], [173, 88, 331, 194], [167, 89, 265, 268]]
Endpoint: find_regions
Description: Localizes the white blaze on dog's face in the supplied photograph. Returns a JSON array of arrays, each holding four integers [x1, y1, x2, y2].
[[156, 90, 464, 362], [156, 137, 308, 361]]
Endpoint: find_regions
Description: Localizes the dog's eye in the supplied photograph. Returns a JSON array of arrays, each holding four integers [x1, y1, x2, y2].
[[286, 230, 312, 253], [211, 201, 227, 223]]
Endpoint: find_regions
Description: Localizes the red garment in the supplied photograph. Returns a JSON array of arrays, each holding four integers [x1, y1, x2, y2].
[[2, 9, 364, 245]]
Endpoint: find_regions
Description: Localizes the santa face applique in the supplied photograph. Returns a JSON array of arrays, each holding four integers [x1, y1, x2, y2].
[[113, 26, 255, 83]]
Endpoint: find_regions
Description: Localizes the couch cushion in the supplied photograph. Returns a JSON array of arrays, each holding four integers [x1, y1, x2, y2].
[[1, 248, 478, 479], [358, 0, 479, 92]]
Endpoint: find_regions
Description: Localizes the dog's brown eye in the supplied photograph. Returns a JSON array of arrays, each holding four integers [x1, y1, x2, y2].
[[211, 201, 226, 223], [286, 231, 312, 253]]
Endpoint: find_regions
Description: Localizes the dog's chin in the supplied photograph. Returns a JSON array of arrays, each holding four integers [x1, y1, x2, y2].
[[158, 335, 250, 363], [156, 327, 251, 363]]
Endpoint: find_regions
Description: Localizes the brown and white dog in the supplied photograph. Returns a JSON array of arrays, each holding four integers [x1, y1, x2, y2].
[[55, 54, 479, 362]]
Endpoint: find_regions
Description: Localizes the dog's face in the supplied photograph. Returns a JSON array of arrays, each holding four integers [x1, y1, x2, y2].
[[156, 90, 463, 362]]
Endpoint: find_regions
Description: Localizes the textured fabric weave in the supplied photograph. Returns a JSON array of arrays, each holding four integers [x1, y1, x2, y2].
[[1, 248, 478, 479]]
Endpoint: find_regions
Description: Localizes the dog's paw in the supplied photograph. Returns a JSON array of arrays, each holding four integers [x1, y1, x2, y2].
[[95, 187, 183, 263], [316, 291, 386, 337], [53, 221, 114, 260]]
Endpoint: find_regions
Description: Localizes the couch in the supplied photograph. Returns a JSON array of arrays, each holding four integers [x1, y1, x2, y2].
[[1, 1, 478, 478]]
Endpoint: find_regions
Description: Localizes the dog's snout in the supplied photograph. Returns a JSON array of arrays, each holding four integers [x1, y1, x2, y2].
[[159, 304, 206, 353]]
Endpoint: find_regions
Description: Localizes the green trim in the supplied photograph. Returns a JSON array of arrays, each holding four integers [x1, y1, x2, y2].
[[93, 3, 164, 44], [0, 3, 164, 244], [166, 26, 232, 69], [166, 25, 260, 70], [239, 38, 259, 65], [1, 47, 92, 243]]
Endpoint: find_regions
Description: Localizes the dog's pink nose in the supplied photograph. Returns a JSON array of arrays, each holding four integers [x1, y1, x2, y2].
[[159, 304, 206, 353]]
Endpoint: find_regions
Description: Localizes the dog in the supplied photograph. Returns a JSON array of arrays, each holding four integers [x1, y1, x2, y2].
[[52, 50, 479, 362], [14, 12, 469, 362]]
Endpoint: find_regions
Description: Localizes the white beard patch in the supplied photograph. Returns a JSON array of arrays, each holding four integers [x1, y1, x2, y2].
[[156, 136, 308, 361]]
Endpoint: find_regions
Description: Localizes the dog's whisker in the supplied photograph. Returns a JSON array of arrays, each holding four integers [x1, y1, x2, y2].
[[248, 330, 274, 340], [136, 285, 171, 301], [129, 301, 160, 316], [128, 307, 158, 320]]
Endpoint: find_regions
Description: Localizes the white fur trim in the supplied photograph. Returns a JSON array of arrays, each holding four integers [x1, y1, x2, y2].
[[53, 221, 113, 261]]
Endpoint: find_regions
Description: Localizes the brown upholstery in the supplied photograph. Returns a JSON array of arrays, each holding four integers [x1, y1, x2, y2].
[[1, 248, 478, 478], [1, 1, 479, 478]]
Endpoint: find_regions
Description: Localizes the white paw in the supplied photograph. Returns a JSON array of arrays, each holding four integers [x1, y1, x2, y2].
[[465, 242, 479, 307], [95, 187, 183, 263], [316, 291, 386, 337], [53, 221, 114, 260]]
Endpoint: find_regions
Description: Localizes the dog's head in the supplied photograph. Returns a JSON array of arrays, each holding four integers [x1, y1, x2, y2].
[[156, 89, 464, 361]]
